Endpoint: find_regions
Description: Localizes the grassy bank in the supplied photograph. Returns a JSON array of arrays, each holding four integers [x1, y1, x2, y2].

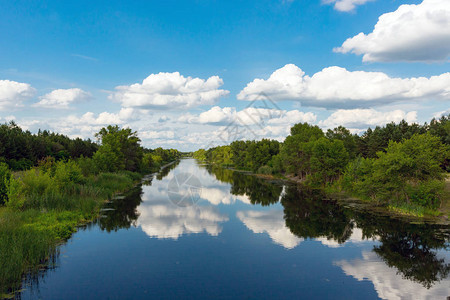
[[0, 169, 141, 297]]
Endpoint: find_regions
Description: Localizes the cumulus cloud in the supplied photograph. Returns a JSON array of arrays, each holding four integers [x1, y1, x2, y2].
[[34, 88, 91, 109], [237, 210, 303, 249], [323, 0, 374, 12], [180, 106, 316, 127], [320, 108, 418, 131], [110, 72, 229, 110], [0, 80, 35, 110], [238, 64, 450, 108], [335, 0, 450, 62]]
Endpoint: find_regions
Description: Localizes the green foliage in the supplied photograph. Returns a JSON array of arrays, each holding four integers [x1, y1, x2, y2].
[[405, 180, 444, 209], [0, 121, 97, 171], [326, 126, 358, 159], [95, 125, 143, 172], [290, 122, 324, 141], [358, 120, 426, 158], [37, 156, 57, 176], [343, 133, 448, 207], [54, 160, 85, 188], [309, 137, 349, 186], [6, 176, 26, 210], [75, 155, 97, 177], [257, 165, 273, 175], [276, 123, 324, 178], [197, 116, 449, 212], [93, 143, 121, 172], [0, 163, 11, 205], [193, 149, 207, 161], [140, 153, 155, 173], [0, 209, 57, 294]]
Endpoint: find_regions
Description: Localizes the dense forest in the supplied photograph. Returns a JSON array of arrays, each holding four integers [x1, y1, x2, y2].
[[194, 115, 450, 213]]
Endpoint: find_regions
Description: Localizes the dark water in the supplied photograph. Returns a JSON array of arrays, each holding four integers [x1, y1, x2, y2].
[[20, 159, 450, 299]]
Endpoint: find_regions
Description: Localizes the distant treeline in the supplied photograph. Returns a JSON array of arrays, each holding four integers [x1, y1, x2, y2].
[[194, 115, 450, 212], [0, 122, 180, 173]]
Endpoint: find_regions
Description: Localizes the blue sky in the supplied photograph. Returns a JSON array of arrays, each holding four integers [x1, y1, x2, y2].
[[1, 0, 449, 150]]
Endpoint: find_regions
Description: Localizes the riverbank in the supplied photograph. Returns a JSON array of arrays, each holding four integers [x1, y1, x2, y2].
[[0, 171, 143, 297], [204, 161, 450, 224]]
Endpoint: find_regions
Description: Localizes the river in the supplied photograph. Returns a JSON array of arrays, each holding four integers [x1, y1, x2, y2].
[[19, 159, 450, 299]]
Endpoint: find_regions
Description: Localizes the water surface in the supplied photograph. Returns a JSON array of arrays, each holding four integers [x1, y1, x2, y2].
[[20, 159, 450, 299]]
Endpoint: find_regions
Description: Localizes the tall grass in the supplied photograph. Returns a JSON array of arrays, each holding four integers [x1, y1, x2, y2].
[[0, 161, 141, 296], [0, 209, 57, 295]]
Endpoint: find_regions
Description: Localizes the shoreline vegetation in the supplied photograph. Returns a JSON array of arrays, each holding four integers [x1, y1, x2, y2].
[[193, 115, 450, 220], [0, 124, 180, 296]]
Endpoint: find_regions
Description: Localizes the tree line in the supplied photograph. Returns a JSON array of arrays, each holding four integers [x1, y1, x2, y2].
[[194, 115, 450, 211], [0, 122, 180, 173], [0, 124, 181, 207]]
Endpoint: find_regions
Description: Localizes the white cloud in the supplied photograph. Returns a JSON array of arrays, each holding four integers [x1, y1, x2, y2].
[[433, 109, 450, 118], [323, 0, 374, 12], [237, 210, 303, 249], [335, 251, 450, 300], [140, 130, 175, 139], [335, 0, 450, 62], [238, 64, 450, 108], [34, 88, 91, 109], [110, 72, 229, 110], [320, 108, 418, 131], [180, 106, 316, 128], [0, 80, 35, 110]]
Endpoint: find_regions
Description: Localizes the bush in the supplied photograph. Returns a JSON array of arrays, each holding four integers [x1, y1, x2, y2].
[[406, 179, 444, 209], [54, 160, 85, 189], [6, 176, 26, 210], [37, 156, 57, 176], [20, 169, 54, 196], [257, 165, 273, 175], [76, 156, 98, 177], [0, 163, 11, 205], [92, 144, 121, 172], [8, 158, 33, 171]]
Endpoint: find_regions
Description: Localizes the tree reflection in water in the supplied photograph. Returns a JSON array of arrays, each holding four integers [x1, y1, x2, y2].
[[204, 164, 282, 206], [99, 186, 143, 232], [281, 185, 450, 289], [99, 161, 179, 232], [204, 164, 449, 289]]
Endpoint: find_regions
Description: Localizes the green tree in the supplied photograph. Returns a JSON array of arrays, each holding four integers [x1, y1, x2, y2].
[[309, 137, 349, 186], [95, 125, 143, 172]]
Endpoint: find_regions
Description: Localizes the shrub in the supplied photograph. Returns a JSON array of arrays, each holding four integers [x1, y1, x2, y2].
[[76, 156, 98, 177], [37, 156, 57, 176], [6, 176, 26, 210], [8, 158, 33, 171], [406, 179, 444, 209], [0, 163, 11, 205], [257, 165, 273, 175], [54, 160, 85, 189]]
